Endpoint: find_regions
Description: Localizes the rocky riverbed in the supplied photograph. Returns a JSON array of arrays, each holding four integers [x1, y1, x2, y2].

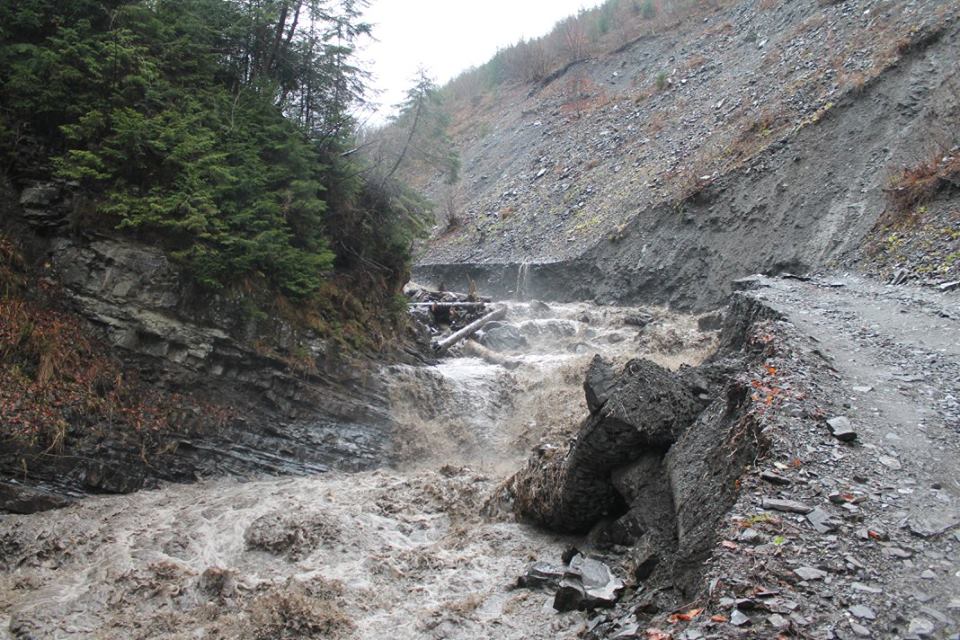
[[2, 277, 958, 639], [0, 300, 715, 639]]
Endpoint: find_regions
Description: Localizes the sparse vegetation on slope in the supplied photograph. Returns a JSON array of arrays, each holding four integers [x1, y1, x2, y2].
[[0, 238, 228, 457], [414, 0, 960, 308]]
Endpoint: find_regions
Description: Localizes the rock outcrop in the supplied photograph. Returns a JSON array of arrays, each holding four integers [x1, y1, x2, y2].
[[0, 178, 397, 511], [495, 294, 775, 598], [503, 358, 702, 532]]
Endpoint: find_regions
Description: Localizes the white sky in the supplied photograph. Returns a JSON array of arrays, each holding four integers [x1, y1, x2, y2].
[[358, 0, 606, 122]]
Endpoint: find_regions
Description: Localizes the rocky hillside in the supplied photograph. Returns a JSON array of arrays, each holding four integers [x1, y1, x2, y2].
[[415, 0, 960, 309], [0, 175, 400, 513]]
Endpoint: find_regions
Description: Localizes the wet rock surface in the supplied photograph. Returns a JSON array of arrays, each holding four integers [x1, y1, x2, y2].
[[0, 300, 715, 639], [551, 554, 625, 612], [501, 358, 701, 532], [1, 231, 396, 509], [589, 275, 960, 640]]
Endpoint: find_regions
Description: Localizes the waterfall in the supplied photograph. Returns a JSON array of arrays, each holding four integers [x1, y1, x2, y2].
[[515, 260, 531, 301]]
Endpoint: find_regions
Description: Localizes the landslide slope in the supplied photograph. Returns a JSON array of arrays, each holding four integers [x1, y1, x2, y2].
[[416, 0, 960, 310]]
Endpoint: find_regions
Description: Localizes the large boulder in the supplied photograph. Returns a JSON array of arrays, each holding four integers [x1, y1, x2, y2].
[[583, 354, 618, 414], [479, 322, 528, 351], [0, 482, 73, 514], [502, 358, 701, 532]]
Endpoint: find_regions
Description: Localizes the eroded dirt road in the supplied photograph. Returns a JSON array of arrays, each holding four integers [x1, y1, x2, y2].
[[686, 276, 960, 639]]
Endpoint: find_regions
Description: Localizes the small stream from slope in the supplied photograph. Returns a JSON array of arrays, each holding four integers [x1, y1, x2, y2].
[[0, 302, 715, 640]]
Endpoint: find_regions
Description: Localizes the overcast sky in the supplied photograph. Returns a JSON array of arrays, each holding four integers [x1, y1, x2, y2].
[[358, 0, 605, 122]]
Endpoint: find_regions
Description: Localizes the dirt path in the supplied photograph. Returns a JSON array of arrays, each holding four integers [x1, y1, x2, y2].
[[699, 275, 960, 638]]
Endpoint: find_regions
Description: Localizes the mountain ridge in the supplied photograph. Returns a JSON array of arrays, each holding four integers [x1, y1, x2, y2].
[[414, 0, 960, 308]]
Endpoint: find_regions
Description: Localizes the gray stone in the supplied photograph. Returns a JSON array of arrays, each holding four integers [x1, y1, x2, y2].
[[82, 462, 145, 494], [939, 281, 960, 292], [849, 605, 876, 620], [768, 614, 789, 630], [761, 470, 791, 485], [480, 323, 528, 351], [732, 274, 768, 291], [882, 546, 913, 559], [807, 507, 841, 533], [878, 455, 902, 470], [851, 582, 883, 594], [763, 498, 813, 514], [553, 576, 587, 612], [0, 482, 73, 514], [730, 609, 751, 626], [552, 555, 624, 611], [826, 416, 858, 441], [908, 617, 935, 638], [907, 510, 960, 538], [507, 359, 701, 532], [584, 354, 618, 414], [794, 566, 827, 581], [919, 606, 949, 624], [850, 623, 871, 636], [697, 311, 724, 331], [528, 300, 551, 317], [19, 183, 60, 207], [624, 312, 654, 328], [632, 549, 659, 582], [517, 562, 565, 590], [738, 528, 762, 543]]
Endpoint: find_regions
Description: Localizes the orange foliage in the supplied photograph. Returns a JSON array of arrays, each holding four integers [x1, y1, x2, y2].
[[0, 296, 230, 452], [886, 153, 960, 216]]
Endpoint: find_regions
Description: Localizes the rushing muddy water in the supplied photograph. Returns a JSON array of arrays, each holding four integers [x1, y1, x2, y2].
[[0, 302, 714, 639]]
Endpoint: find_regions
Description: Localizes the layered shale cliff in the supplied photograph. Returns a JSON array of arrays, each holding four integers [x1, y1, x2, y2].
[[0, 176, 397, 511]]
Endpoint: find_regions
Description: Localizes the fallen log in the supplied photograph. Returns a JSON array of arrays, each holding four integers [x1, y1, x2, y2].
[[432, 306, 506, 353], [462, 340, 521, 369], [409, 302, 488, 309]]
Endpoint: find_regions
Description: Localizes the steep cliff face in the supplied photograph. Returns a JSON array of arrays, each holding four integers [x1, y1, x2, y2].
[[0, 177, 396, 511], [415, 0, 960, 310]]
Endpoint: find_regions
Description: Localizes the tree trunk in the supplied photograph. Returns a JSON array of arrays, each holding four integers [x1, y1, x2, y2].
[[433, 306, 506, 353]]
